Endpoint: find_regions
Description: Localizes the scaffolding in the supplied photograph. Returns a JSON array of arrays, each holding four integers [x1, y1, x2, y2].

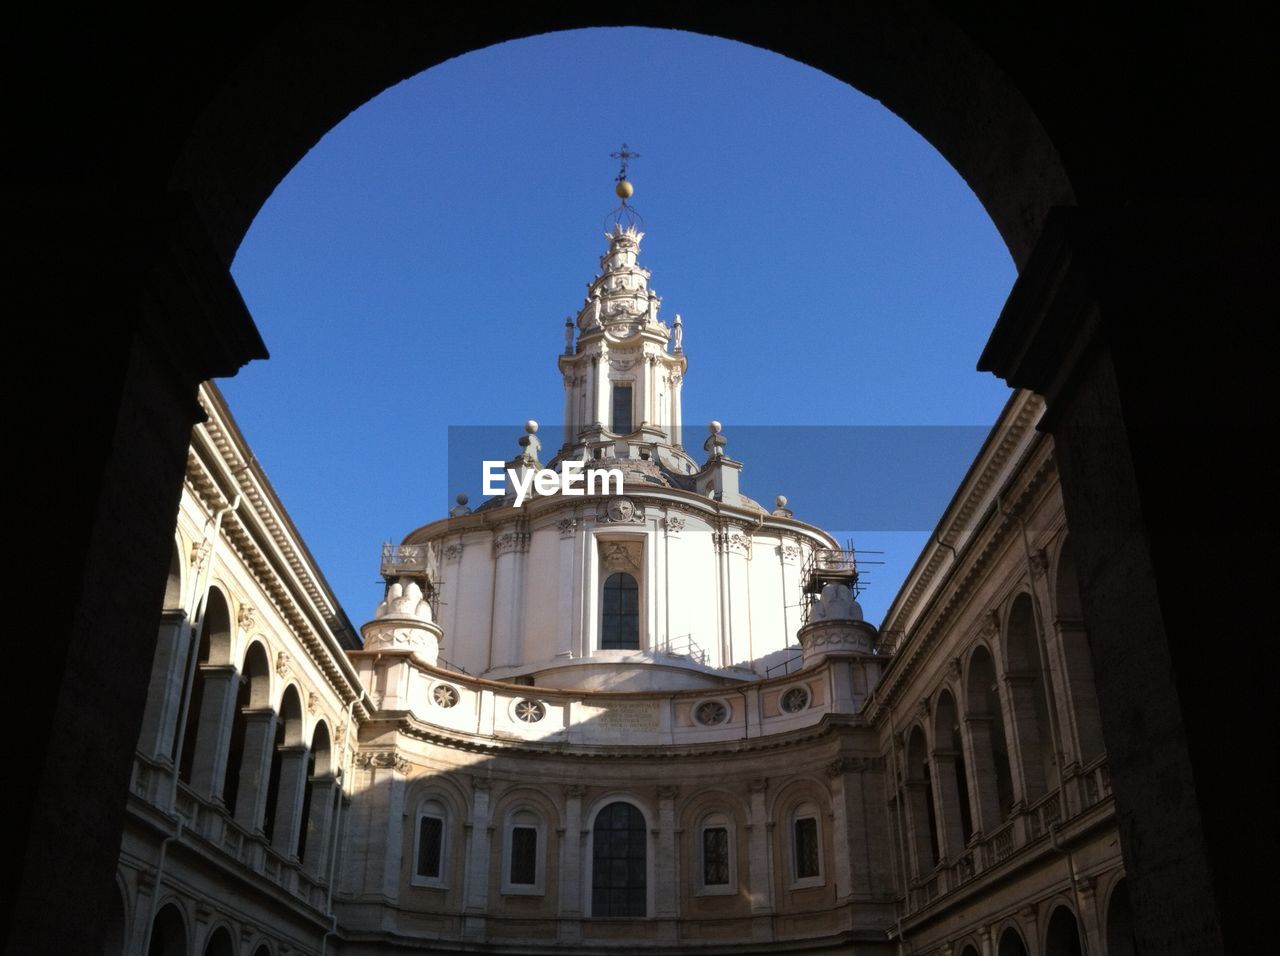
[[799, 543, 883, 625], [379, 542, 443, 618]]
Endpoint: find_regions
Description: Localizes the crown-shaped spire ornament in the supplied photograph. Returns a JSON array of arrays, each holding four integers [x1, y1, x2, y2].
[[606, 143, 643, 231]]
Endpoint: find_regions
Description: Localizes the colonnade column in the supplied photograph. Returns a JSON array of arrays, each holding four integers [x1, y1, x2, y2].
[[903, 780, 934, 878], [270, 744, 310, 858], [137, 609, 190, 761], [996, 673, 1038, 807], [929, 748, 968, 861], [302, 774, 338, 878], [232, 709, 276, 832], [962, 714, 1003, 835], [188, 663, 237, 801]]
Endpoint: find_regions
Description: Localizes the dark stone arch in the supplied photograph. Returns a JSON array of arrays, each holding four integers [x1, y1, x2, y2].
[[1045, 904, 1083, 956], [965, 643, 1015, 828], [147, 903, 187, 956], [202, 926, 235, 956], [101, 878, 127, 956], [163, 542, 184, 611], [1106, 877, 1137, 956], [1004, 592, 1056, 801], [162, 12, 1071, 269], [997, 925, 1028, 956], [277, 684, 305, 746], [201, 587, 234, 666], [222, 640, 273, 816], [904, 724, 938, 875], [297, 719, 332, 865], [1053, 536, 1105, 763], [931, 689, 974, 853], [264, 684, 306, 849], [177, 586, 233, 784]]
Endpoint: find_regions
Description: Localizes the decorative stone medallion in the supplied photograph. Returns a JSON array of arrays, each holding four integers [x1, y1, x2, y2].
[[513, 698, 547, 723], [431, 683, 460, 708], [694, 699, 730, 727], [606, 496, 635, 522], [780, 686, 811, 714]]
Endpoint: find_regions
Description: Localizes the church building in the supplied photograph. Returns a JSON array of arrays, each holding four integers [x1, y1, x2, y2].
[[116, 186, 1131, 955]]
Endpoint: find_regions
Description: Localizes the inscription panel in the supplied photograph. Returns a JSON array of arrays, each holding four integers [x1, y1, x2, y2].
[[580, 700, 661, 735]]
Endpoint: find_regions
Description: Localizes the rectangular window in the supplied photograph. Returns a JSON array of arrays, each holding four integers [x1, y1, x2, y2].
[[702, 827, 730, 886], [794, 817, 820, 879], [417, 815, 443, 879], [509, 826, 538, 885], [612, 385, 633, 434]]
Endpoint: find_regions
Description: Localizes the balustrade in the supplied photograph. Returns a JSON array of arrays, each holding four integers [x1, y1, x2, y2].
[[901, 758, 1112, 916]]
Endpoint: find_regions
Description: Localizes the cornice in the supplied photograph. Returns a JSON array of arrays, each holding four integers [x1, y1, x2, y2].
[[864, 445, 1056, 722], [401, 485, 837, 550], [879, 391, 1044, 638], [187, 383, 368, 716], [377, 710, 875, 762]]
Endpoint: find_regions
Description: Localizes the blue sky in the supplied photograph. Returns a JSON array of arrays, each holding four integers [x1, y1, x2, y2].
[[223, 27, 1015, 629]]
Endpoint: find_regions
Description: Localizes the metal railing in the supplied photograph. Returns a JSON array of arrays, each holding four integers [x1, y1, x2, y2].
[[765, 652, 804, 677], [659, 633, 708, 665]]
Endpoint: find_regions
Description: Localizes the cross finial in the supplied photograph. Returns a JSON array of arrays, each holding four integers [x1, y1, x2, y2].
[[610, 143, 640, 183]]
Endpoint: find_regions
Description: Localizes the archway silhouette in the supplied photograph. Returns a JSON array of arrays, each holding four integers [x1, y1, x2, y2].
[[9, 9, 1267, 954]]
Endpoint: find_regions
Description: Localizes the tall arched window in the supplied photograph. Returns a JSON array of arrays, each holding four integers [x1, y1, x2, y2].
[[697, 811, 735, 893], [601, 572, 640, 650], [501, 807, 545, 895], [789, 801, 824, 886], [591, 801, 646, 916], [413, 798, 449, 886]]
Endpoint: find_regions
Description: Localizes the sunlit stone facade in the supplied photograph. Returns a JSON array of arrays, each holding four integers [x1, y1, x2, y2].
[[119, 224, 1130, 956]]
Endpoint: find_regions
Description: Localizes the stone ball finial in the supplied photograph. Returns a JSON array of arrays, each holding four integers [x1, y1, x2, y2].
[[456, 493, 469, 506], [709, 420, 722, 435], [776, 495, 788, 508], [525, 420, 539, 434]]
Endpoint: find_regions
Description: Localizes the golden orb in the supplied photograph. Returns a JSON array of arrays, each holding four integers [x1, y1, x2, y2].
[[615, 179, 634, 200]]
